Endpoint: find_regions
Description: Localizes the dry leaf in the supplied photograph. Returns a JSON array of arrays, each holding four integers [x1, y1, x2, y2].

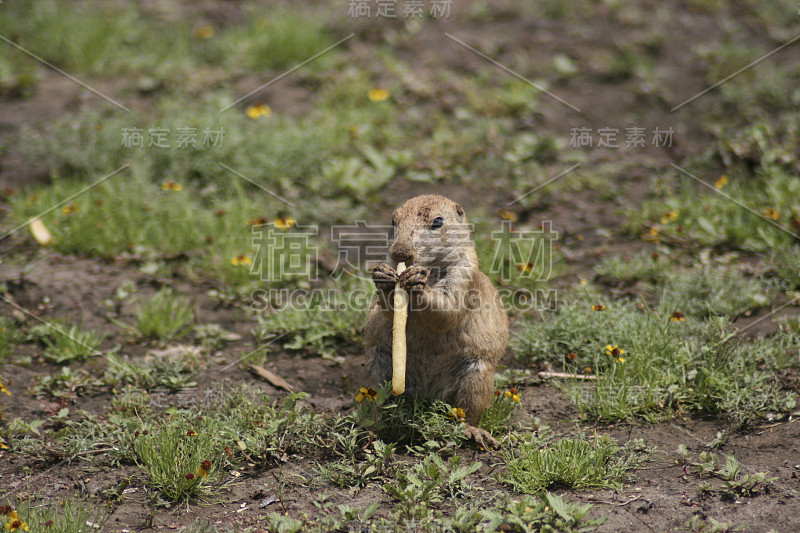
[[248, 364, 294, 391]]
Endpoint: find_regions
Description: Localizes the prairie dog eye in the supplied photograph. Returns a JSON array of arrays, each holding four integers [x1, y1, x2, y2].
[[431, 217, 444, 230]]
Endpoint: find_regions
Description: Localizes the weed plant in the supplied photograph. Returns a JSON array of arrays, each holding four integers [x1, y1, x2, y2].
[[134, 289, 195, 340]]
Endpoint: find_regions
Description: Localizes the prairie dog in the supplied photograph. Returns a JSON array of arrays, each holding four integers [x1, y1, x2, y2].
[[364, 194, 509, 448]]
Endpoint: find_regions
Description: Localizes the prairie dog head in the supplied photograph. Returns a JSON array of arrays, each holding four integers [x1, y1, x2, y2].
[[388, 195, 475, 279]]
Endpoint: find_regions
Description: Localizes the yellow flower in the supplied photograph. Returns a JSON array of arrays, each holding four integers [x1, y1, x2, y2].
[[504, 390, 512, 398], [715, 175, 729, 189], [246, 217, 268, 226], [161, 181, 182, 191], [511, 394, 520, 403], [245, 104, 272, 119], [516, 262, 534, 274], [605, 344, 626, 363], [61, 203, 79, 215], [644, 227, 658, 242], [671, 311, 684, 322], [368, 88, 390, 102], [193, 25, 214, 39], [0, 440, 8, 449], [763, 207, 779, 221], [196, 460, 212, 479], [355, 387, 377, 402], [660, 210, 678, 224], [231, 255, 252, 266], [498, 209, 518, 222], [449, 407, 466, 422], [274, 216, 296, 230], [5, 518, 29, 532], [0, 377, 9, 396], [592, 304, 606, 311]]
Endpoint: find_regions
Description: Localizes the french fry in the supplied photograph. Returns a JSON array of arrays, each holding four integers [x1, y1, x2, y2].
[[392, 262, 408, 395]]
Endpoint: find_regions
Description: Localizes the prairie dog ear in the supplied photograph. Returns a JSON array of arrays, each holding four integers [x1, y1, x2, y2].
[[454, 204, 464, 217]]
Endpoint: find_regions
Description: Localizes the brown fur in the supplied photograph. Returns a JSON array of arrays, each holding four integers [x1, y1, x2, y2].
[[364, 195, 509, 426]]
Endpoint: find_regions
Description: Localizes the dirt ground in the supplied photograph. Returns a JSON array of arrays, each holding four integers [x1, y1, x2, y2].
[[2, 1, 800, 531], [3, 253, 800, 532]]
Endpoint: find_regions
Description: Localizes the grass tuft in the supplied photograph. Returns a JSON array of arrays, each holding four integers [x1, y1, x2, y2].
[[133, 420, 222, 502], [134, 289, 195, 340], [502, 431, 646, 492]]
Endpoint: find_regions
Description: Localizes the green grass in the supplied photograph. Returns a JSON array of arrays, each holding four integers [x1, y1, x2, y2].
[[0, 52, 37, 97], [104, 351, 200, 392], [597, 257, 771, 318], [211, 390, 321, 467], [0, 1, 170, 76], [480, 493, 606, 533], [630, 164, 800, 254], [4, 387, 322, 470], [9, 388, 323, 499], [479, 388, 524, 434], [208, 7, 335, 71], [255, 276, 370, 358], [474, 217, 563, 307], [29, 367, 103, 402], [10, 172, 291, 287], [502, 431, 647, 492], [350, 384, 469, 453], [1, 498, 109, 533], [133, 419, 222, 502], [18, 93, 334, 184], [0, 316, 22, 361], [626, 86, 800, 287], [47, 410, 144, 467], [383, 453, 482, 522], [594, 249, 673, 284], [14, 174, 256, 256], [677, 446, 777, 499], [0, 1, 334, 84], [193, 323, 241, 353], [31, 322, 104, 364], [179, 521, 257, 533], [2, 2, 799, 528], [695, 40, 764, 86], [10, 90, 388, 285], [317, 382, 523, 488], [134, 289, 195, 340], [511, 280, 798, 425], [316, 439, 397, 489], [663, 266, 771, 318], [302, 500, 381, 533]]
